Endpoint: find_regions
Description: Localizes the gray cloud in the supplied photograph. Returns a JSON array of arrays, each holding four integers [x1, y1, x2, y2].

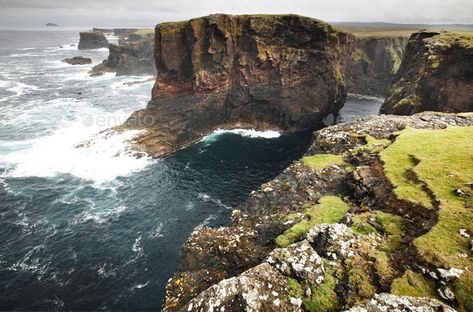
[[0, 0, 472, 28]]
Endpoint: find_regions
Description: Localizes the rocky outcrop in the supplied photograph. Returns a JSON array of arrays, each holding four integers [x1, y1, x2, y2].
[[90, 37, 155, 76], [62, 56, 92, 65], [78, 31, 109, 50], [381, 31, 473, 114], [348, 36, 409, 96], [122, 14, 354, 157], [163, 112, 473, 311]]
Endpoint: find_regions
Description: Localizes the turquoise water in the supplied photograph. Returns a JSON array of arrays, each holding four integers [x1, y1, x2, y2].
[[0, 30, 382, 310]]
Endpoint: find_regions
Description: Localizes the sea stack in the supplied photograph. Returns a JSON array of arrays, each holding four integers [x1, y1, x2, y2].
[[78, 31, 109, 50], [381, 31, 473, 115], [123, 14, 355, 157]]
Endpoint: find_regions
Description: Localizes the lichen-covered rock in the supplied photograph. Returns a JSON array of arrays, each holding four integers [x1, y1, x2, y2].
[[306, 223, 358, 260], [123, 14, 354, 157], [178, 263, 299, 312], [78, 31, 108, 50], [62, 56, 92, 65], [348, 36, 408, 96], [381, 31, 473, 115], [346, 293, 456, 312], [267, 241, 323, 281]]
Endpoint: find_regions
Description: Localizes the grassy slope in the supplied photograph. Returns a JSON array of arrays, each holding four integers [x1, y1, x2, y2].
[[381, 126, 473, 310]]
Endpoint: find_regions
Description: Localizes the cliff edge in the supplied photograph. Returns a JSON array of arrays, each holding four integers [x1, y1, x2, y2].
[[164, 112, 473, 311], [122, 14, 354, 157], [381, 31, 473, 115]]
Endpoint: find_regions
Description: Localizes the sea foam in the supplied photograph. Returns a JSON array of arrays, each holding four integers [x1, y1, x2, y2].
[[201, 128, 281, 143], [0, 115, 152, 184]]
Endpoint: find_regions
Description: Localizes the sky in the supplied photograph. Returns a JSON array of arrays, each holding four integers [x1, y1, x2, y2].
[[0, 0, 472, 29]]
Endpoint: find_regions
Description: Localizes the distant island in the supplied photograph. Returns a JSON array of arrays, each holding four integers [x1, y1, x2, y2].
[[46, 22, 58, 27]]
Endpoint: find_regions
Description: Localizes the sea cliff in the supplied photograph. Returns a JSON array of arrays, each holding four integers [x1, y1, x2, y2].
[[122, 14, 355, 157], [381, 31, 473, 114], [348, 36, 409, 96]]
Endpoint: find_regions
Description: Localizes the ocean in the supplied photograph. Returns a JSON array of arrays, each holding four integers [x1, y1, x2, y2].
[[0, 30, 382, 311]]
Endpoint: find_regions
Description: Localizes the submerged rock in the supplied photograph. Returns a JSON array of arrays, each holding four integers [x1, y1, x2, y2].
[[122, 14, 355, 157], [62, 56, 92, 65], [381, 31, 473, 115], [78, 31, 109, 50]]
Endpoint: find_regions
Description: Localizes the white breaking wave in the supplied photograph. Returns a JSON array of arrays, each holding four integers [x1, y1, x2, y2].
[[201, 128, 281, 143], [0, 115, 153, 183], [6, 81, 38, 96], [192, 214, 217, 233], [197, 192, 232, 210]]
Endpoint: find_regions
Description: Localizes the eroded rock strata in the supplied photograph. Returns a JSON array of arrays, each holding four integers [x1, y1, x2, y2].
[[122, 14, 354, 157], [90, 36, 155, 76], [381, 31, 473, 114], [348, 36, 409, 96], [164, 112, 473, 311], [78, 31, 109, 50]]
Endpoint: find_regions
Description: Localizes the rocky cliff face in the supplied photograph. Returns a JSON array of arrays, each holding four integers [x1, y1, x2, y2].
[[348, 36, 408, 96], [123, 14, 354, 157], [163, 112, 473, 311], [381, 31, 473, 114], [90, 37, 156, 76], [78, 31, 109, 50]]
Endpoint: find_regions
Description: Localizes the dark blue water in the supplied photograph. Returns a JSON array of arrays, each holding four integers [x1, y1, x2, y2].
[[0, 30, 382, 311]]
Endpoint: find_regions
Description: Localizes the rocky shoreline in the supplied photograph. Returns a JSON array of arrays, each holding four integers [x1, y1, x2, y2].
[[163, 112, 473, 311]]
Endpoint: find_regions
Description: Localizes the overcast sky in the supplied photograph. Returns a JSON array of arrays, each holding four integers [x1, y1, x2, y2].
[[0, 0, 472, 28]]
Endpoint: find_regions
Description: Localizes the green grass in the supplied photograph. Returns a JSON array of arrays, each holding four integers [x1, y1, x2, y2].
[[432, 31, 473, 49], [375, 211, 405, 252], [303, 154, 345, 171], [302, 266, 340, 311], [276, 196, 350, 247], [350, 213, 378, 235], [287, 277, 304, 298], [381, 126, 473, 310], [391, 270, 438, 298], [133, 28, 154, 37], [353, 135, 391, 155]]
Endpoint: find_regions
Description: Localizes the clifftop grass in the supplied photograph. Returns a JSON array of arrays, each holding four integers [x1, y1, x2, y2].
[[380, 126, 473, 310], [303, 154, 345, 171]]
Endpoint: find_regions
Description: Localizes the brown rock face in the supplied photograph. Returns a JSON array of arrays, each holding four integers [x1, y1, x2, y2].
[[78, 31, 109, 50], [381, 31, 473, 115], [348, 36, 409, 97], [124, 14, 354, 157]]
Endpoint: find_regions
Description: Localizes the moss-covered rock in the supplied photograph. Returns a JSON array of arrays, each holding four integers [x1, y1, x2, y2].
[[381, 31, 473, 115]]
